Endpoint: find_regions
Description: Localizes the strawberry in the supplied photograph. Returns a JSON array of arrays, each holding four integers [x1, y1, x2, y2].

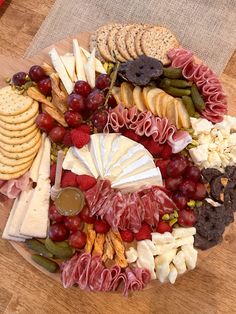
[[156, 221, 172, 233], [94, 219, 110, 234], [120, 229, 134, 243], [62, 130, 73, 147], [135, 222, 152, 241], [145, 139, 164, 157], [76, 175, 97, 191], [76, 124, 91, 134], [160, 143, 172, 159], [61, 171, 77, 188], [155, 159, 170, 179], [123, 129, 141, 142], [71, 129, 90, 148]]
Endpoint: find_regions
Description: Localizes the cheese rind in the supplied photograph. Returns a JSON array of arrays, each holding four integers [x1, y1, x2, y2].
[[63, 147, 92, 176]]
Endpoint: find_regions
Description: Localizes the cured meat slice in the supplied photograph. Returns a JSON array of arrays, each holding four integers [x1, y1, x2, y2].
[[0, 172, 30, 199]]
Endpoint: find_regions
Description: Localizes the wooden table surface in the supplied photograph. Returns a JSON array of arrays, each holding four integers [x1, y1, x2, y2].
[[0, 1, 236, 313]]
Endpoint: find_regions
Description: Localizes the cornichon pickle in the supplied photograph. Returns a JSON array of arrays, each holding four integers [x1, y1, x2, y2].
[[45, 238, 74, 259], [31, 254, 59, 273], [164, 86, 191, 97], [182, 96, 196, 116], [25, 239, 53, 258], [168, 79, 192, 88], [163, 67, 183, 79], [55, 241, 70, 248], [191, 84, 205, 110]]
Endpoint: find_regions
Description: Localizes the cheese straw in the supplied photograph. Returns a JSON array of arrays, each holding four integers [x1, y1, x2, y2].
[[50, 150, 64, 201]]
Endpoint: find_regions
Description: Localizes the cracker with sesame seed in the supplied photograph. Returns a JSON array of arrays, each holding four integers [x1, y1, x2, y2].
[[0, 101, 39, 124]]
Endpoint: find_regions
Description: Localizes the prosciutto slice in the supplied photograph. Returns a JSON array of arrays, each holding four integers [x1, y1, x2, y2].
[[104, 105, 191, 153], [167, 48, 227, 123], [61, 253, 151, 296], [85, 180, 178, 233], [0, 172, 30, 199]]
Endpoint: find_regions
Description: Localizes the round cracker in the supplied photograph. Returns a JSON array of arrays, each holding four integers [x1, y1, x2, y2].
[[115, 24, 134, 61], [0, 123, 37, 138], [0, 166, 31, 180], [0, 135, 41, 159], [0, 130, 41, 153], [135, 25, 152, 56], [96, 24, 121, 62], [107, 25, 126, 62], [0, 101, 38, 124], [0, 159, 33, 174], [89, 33, 105, 62], [0, 86, 33, 116], [0, 127, 38, 145], [0, 150, 36, 166], [141, 26, 179, 65], [0, 112, 37, 131], [126, 24, 144, 59]]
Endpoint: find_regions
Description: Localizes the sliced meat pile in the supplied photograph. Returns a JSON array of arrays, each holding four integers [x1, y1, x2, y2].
[[105, 104, 191, 152], [0, 172, 30, 199], [167, 48, 227, 123], [194, 166, 236, 250], [85, 180, 177, 232], [61, 252, 151, 296]]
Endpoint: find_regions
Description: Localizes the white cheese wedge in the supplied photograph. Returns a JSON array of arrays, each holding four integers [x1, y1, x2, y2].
[[89, 134, 104, 177], [63, 147, 92, 176], [38, 137, 51, 180], [2, 198, 29, 241], [73, 39, 86, 81], [190, 117, 213, 135], [80, 47, 106, 74], [168, 264, 178, 284], [100, 133, 119, 171], [172, 251, 187, 274], [29, 133, 46, 183], [8, 189, 34, 238], [84, 48, 96, 88], [137, 241, 156, 279], [49, 48, 74, 94], [73, 146, 99, 178], [61, 53, 76, 82], [20, 178, 50, 238], [172, 227, 196, 239]]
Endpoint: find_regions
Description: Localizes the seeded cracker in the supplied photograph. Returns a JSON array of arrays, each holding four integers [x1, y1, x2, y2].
[[135, 25, 152, 56], [0, 101, 39, 124], [0, 123, 37, 138], [0, 150, 36, 167], [116, 24, 134, 61], [107, 25, 126, 62], [0, 127, 38, 145], [126, 24, 150, 59]]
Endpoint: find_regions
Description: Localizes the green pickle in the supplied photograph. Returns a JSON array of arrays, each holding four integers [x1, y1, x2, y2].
[[191, 84, 205, 110], [164, 86, 191, 97], [182, 96, 196, 116], [31, 254, 59, 273], [163, 67, 183, 79], [45, 238, 74, 259], [168, 79, 192, 88], [25, 239, 53, 258]]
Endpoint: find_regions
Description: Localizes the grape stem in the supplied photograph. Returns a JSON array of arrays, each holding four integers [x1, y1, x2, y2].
[[103, 61, 120, 109]]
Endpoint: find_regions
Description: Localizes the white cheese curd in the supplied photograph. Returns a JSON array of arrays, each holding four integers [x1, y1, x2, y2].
[[125, 247, 138, 264], [168, 264, 178, 284], [173, 251, 187, 274]]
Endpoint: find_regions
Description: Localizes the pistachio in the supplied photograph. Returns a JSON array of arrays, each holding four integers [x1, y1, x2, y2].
[[187, 200, 196, 208], [195, 201, 203, 207], [162, 214, 170, 221], [169, 218, 178, 226]]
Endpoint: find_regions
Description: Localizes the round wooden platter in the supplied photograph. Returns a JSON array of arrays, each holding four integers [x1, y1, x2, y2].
[[0, 32, 235, 288]]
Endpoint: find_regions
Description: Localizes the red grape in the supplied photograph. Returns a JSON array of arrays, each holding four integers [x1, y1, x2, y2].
[[29, 65, 46, 82], [64, 215, 84, 232], [68, 230, 87, 249], [155, 159, 170, 179], [156, 221, 172, 233], [86, 90, 104, 110], [91, 110, 108, 131], [49, 126, 66, 143], [107, 94, 117, 108], [48, 204, 64, 223], [178, 209, 196, 227], [62, 130, 73, 147], [160, 143, 172, 159], [37, 77, 52, 96], [94, 219, 110, 234], [185, 165, 201, 182], [74, 80, 92, 97], [49, 223, 69, 241], [36, 113, 55, 133], [79, 206, 96, 224], [95, 74, 111, 90], [179, 179, 196, 197], [192, 182, 207, 200], [12, 72, 27, 86], [172, 192, 188, 210], [165, 176, 183, 192], [64, 110, 82, 127], [166, 158, 188, 178], [67, 93, 85, 112]]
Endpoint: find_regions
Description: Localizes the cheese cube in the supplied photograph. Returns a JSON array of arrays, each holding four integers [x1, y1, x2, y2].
[[189, 144, 209, 164]]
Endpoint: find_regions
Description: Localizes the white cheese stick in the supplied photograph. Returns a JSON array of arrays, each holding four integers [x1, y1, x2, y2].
[[2, 198, 29, 241], [172, 251, 187, 274], [175, 236, 194, 247], [84, 48, 96, 88], [73, 39, 86, 81], [8, 189, 34, 238], [137, 241, 156, 279], [168, 263, 178, 284], [80, 47, 106, 74], [29, 133, 46, 183], [181, 245, 198, 270], [172, 227, 196, 239], [151, 232, 175, 245], [49, 48, 74, 94], [155, 249, 177, 283], [154, 242, 177, 255]]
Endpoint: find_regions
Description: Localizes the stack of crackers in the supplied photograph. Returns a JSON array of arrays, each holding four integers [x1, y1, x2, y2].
[[0, 86, 41, 180], [90, 23, 179, 65]]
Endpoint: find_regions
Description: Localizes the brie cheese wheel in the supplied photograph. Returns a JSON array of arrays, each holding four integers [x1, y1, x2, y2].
[[63, 133, 163, 192], [72, 39, 86, 81], [60, 53, 76, 82], [80, 47, 106, 74], [49, 48, 74, 94]]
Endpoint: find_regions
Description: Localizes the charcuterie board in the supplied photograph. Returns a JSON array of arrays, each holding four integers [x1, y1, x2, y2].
[[0, 30, 236, 294]]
